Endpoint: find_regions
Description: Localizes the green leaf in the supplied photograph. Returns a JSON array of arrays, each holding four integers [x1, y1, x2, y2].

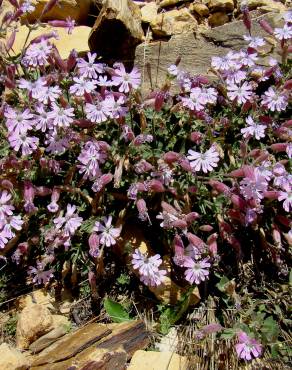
[[261, 316, 279, 342], [104, 298, 131, 323], [220, 328, 237, 340], [158, 288, 192, 335], [216, 276, 230, 293]]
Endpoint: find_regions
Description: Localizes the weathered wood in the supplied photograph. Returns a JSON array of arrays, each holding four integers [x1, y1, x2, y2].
[[89, 0, 144, 65]]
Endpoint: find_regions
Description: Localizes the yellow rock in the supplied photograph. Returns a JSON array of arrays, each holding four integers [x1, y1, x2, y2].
[[141, 2, 158, 24], [245, 0, 287, 12], [151, 9, 198, 37], [128, 350, 189, 370], [208, 0, 234, 12], [8, 24, 90, 59], [0, 343, 31, 370], [208, 11, 229, 27], [17, 289, 55, 311], [189, 3, 209, 17]]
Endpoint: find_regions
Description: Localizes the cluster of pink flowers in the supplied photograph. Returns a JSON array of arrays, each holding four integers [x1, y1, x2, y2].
[[0, 191, 23, 249], [131, 249, 167, 287]]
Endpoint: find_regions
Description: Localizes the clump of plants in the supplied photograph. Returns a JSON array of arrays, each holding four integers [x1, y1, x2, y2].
[[0, 1, 291, 364]]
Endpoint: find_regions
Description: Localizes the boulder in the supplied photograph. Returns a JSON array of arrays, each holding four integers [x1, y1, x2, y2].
[[16, 304, 53, 350], [23, 0, 92, 24], [242, 0, 287, 12], [208, 0, 234, 12], [159, 0, 188, 7], [189, 3, 209, 17], [208, 11, 229, 27], [0, 343, 30, 370], [150, 9, 198, 37], [128, 350, 189, 370], [17, 289, 55, 311], [31, 321, 149, 369], [141, 2, 158, 24], [135, 13, 281, 91], [16, 305, 53, 350], [88, 0, 144, 64], [8, 24, 90, 60], [29, 315, 71, 354]]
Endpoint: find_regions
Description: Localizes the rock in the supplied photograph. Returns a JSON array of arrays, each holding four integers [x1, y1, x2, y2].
[[29, 315, 71, 354], [208, 0, 234, 12], [16, 304, 53, 350], [135, 13, 281, 91], [159, 0, 188, 7], [0, 343, 30, 370], [128, 350, 189, 370], [8, 24, 91, 60], [189, 3, 209, 17], [32, 323, 111, 366], [31, 321, 149, 369], [17, 289, 55, 311], [208, 11, 229, 27], [23, 0, 92, 24], [155, 327, 178, 352], [88, 0, 144, 64], [151, 9, 198, 37], [242, 0, 287, 12], [141, 2, 158, 24]]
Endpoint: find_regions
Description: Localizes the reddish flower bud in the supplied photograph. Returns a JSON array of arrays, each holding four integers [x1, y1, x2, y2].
[[8, 0, 19, 8], [283, 79, 292, 90], [0, 179, 13, 190], [190, 131, 203, 144], [66, 49, 77, 71], [241, 4, 251, 33], [88, 233, 100, 258], [187, 232, 205, 250], [209, 180, 230, 195], [263, 190, 280, 200], [199, 225, 214, 232], [35, 186, 52, 196], [172, 219, 188, 229], [228, 168, 245, 177], [4, 77, 15, 89], [275, 215, 290, 228], [6, 29, 16, 51], [231, 195, 246, 211], [163, 151, 180, 164], [270, 143, 287, 152], [185, 212, 200, 223], [179, 159, 192, 172], [148, 179, 165, 193], [259, 19, 274, 35], [207, 233, 218, 256]]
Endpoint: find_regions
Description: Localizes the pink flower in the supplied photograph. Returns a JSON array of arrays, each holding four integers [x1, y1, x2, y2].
[[69, 77, 97, 96], [240, 168, 268, 202], [112, 63, 141, 93], [77, 141, 108, 180], [184, 258, 210, 285], [45, 129, 70, 154], [93, 216, 121, 247], [211, 51, 237, 71], [85, 101, 111, 124], [28, 261, 54, 285], [22, 40, 52, 67], [54, 204, 83, 237], [187, 146, 219, 173], [261, 87, 288, 112], [243, 35, 265, 48], [48, 103, 75, 128], [38, 85, 61, 104], [0, 191, 14, 219], [47, 188, 60, 213], [8, 132, 39, 156], [4, 106, 34, 135], [48, 17, 75, 34], [34, 104, 52, 132], [227, 82, 253, 105], [131, 249, 166, 287], [274, 24, 292, 40], [18, 77, 47, 99], [20, 0, 35, 13], [77, 52, 104, 79], [241, 116, 266, 140], [235, 332, 262, 361], [278, 191, 292, 212]]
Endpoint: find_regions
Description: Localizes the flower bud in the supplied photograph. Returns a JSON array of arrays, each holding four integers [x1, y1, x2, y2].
[[209, 180, 230, 195], [89, 233, 100, 258], [187, 232, 205, 250], [185, 212, 200, 223], [190, 131, 202, 144], [259, 19, 274, 35], [172, 219, 188, 229], [66, 49, 78, 71], [270, 143, 287, 153], [148, 179, 165, 193], [163, 151, 180, 164], [199, 225, 214, 232]]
